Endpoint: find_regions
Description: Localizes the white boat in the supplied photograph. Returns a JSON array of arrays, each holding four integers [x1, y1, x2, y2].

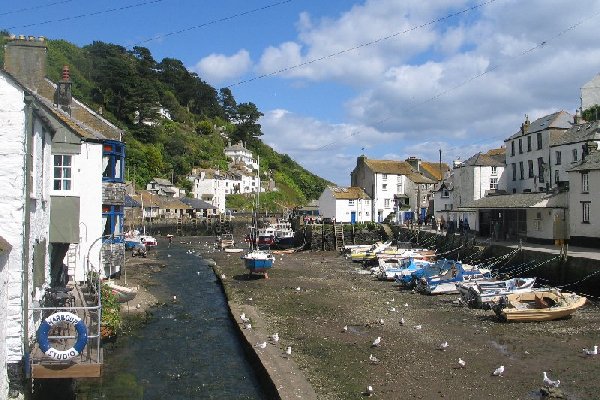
[[105, 281, 138, 303], [493, 289, 586, 322], [457, 277, 537, 309], [416, 262, 492, 295]]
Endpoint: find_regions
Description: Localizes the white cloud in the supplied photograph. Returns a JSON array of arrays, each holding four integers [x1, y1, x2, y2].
[[192, 49, 252, 85]]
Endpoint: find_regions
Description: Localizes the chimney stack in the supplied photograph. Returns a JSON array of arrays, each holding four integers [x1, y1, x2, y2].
[[55, 65, 72, 115], [406, 156, 421, 172], [3, 35, 48, 90], [521, 114, 530, 134], [574, 109, 583, 125]]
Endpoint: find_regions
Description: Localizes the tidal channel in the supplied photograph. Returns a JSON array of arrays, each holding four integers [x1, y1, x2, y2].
[[75, 240, 267, 399]]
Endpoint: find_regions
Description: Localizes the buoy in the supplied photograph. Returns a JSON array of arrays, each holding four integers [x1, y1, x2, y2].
[[37, 311, 87, 360]]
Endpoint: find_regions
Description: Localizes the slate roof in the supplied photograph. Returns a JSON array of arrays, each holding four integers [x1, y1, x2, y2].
[[224, 141, 249, 152], [485, 148, 506, 164], [362, 159, 436, 184], [506, 111, 572, 140], [328, 186, 371, 200], [420, 162, 450, 181], [459, 191, 567, 209], [461, 151, 505, 167], [124, 195, 141, 208], [179, 197, 217, 210], [567, 150, 600, 172], [551, 121, 600, 147], [151, 178, 174, 186]]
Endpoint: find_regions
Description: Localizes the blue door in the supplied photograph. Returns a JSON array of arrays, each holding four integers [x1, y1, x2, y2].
[[351, 212, 356, 224]]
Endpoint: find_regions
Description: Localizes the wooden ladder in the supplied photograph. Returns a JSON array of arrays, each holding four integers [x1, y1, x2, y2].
[[334, 224, 345, 251]]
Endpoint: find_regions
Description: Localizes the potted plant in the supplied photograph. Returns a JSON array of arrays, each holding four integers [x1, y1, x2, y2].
[[100, 284, 122, 340]]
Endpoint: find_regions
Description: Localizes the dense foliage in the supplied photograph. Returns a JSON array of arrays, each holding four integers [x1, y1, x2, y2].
[[582, 104, 600, 122], [0, 33, 329, 206]]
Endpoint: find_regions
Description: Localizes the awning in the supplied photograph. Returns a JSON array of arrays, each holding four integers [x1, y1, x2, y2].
[[458, 191, 567, 211]]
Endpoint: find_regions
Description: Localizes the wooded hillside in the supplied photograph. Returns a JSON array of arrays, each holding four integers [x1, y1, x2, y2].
[[0, 33, 330, 210]]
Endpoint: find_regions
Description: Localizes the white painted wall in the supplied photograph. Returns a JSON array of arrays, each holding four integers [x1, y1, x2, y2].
[[0, 75, 51, 370], [506, 133, 549, 193], [189, 175, 226, 213], [525, 208, 563, 240], [551, 141, 600, 185], [568, 169, 599, 239], [75, 143, 103, 281], [581, 74, 600, 111], [0, 247, 9, 399], [318, 187, 371, 223]]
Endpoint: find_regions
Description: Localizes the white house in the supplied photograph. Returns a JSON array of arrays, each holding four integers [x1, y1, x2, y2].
[[443, 149, 506, 231], [188, 168, 226, 213], [550, 119, 600, 187], [567, 143, 600, 247], [1, 36, 126, 392], [318, 186, 372, 223], [581, 73, 600, 111], [350, 156, 437, 223], [504, 112, 572, 194], [147, 177, 181, 197], [224, 141, 258, 172]]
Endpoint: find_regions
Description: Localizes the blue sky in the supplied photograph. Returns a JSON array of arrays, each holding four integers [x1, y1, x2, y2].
[[4, 0, 600, 185]]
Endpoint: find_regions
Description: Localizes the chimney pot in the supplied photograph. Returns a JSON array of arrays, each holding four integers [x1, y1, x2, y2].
[[28, 36, 35, 41], [38, 36, 45, 42], [61, 65, 70, 81], [18, 34, 25, 40]]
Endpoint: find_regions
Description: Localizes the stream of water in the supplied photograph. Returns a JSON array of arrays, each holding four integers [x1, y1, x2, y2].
[[75, 240, 266, 400]]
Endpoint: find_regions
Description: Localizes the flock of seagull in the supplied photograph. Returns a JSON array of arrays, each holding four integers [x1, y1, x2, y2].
[[241, 312, 293, 357], [337, 300, 599, 397]]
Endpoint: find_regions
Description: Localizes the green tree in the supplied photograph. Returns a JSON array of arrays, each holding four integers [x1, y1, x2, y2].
[[232, 102, 263, 143], [582, 105, 600, 122]]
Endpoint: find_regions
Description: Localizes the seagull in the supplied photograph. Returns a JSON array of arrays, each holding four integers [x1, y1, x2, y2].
[[583, 345, 598, 355], [136, 303, 141, 309], [399, 318, 405, 325], [244, 323, 252, 330], [372, 336, 381, 347], [404, 303, 409, 307], [286, 346, 292, 355], [248, 297, 253, 301], [458, 358, 466, 368], [543, 372, 560, 388], [271, 333, 280, 343], [220, 274, 226, 279], [240, 313, 250, 323], [438, 341, 449, 351], [369, 354, 380, 364], [172, 295, 177, 301], [389, 307, 396, 312], [296, 287, 301, 291], [365, 385, 374, 396], [196, 271, 200, 275], [342, 325, 348, 333], [379, 318, 385, 325], [255, 342, 267, 349], [414, 324, 422, 330], [492, 365, 505, 377], [167, 254, 172, 258]]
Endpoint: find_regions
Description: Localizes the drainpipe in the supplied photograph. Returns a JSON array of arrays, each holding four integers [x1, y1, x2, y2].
[[22, 96, 34, 368]]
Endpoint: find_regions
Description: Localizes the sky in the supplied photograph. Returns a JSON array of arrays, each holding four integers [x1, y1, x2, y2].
[[4, 0, 600, 185]]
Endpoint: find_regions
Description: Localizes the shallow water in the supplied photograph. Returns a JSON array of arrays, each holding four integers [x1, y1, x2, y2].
[[76, 241, 266, 400]]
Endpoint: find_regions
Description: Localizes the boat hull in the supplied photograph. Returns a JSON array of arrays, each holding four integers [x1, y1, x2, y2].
[[496, 290, 586, 322]]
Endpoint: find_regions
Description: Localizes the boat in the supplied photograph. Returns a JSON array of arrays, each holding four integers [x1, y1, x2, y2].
[[377, 258, 432, 281], [256, 226, 275, 249], [416, 262, 492, 295], [395, 258, 455, 289], [492, 289, 586, 322], [104, 281, 138, 303], [457, 277, 537, 309], [349, 241, 393, 262], [124, 231, 157, 250], [224, 248, 244, 253], [272, 220, 295, 249]]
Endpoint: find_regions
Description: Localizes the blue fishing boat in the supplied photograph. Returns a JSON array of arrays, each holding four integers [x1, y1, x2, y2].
[[396, 258, 455, 289], [416, 261, 492, 295]]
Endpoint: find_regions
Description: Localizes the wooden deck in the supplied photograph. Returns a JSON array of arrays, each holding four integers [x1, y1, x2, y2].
[[30, 282, 103, 379]]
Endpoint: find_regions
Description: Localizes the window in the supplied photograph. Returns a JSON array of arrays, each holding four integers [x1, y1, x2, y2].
[[537, 132, 543, 150], [491, 166, 497, 175], [382, 174, 388, 180], [572, 148, 578, 162], [512, 163, 516, 181], [53, 155, 72, 190], [555, 151, 561, 165], [442, 190, 449, 198], [348, 199, 355, 206], [511, 141, 515, 156], [382, 184, 388, 191], [102, 204, 124, 242], [528, 160, 534, 178], [384, 199, 390, 208], [518, 138, 523, 154], [582, 201, 590, 223], [102, 141, 125, 182], [537, 157, 545, 183], [582, 172, 589, 192], [527, 136, 532, 152], [555, 171, 559, 184], [519, 161, 524, 180], [397, 183, 403, 193], [490, 177, 498, 190]]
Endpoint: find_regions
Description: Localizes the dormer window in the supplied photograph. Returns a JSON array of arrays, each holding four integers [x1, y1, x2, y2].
[[442, 190, 449, 198], [103, 141, 125, 182]]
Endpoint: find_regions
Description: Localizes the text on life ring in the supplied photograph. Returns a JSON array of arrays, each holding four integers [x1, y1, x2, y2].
[[37, 311, 88, 360]]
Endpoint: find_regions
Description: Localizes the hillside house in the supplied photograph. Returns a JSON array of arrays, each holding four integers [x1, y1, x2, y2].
[[318, 186, 372, 223], [581, 73, 600, 111], [147, 177, 182, 197], [187, 168, 226, 213], [224, 141, 258, 172]]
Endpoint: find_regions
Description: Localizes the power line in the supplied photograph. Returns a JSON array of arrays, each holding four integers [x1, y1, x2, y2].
[[315, 9, 600, 152], [227, 0, 499, 88], [131, 0, 294, 48], [6, 0, 169, 30], [0, 0, 74, 17]]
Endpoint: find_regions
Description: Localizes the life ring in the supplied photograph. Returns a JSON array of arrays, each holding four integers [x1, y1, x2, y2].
[[37, 311, 88, 360]]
